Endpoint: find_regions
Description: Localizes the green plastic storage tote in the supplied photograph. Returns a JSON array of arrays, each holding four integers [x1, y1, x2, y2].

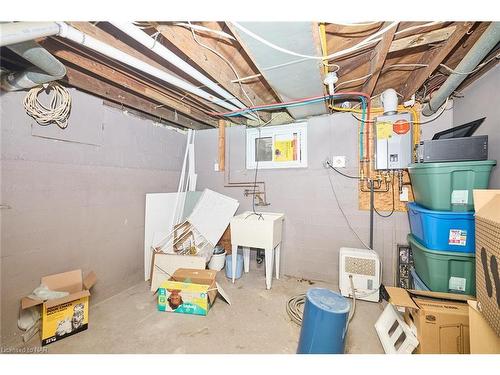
[[408, 234, 476, 295], [408, 160, 496, 211]]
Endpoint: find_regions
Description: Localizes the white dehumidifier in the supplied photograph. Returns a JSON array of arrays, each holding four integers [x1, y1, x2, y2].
[[339, 247, 381, 302]]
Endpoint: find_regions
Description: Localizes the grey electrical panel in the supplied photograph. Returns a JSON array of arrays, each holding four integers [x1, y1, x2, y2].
[[374, 112, 413, 170]]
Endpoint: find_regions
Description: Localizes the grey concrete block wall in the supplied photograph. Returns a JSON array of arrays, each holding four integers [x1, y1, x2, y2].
[[453, 64, 500, 187], [0, 89, 186, 344], [194, 111, 453, 287]]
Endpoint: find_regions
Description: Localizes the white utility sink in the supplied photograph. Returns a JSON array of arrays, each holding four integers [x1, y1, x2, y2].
[[230, 211, 285, 289]]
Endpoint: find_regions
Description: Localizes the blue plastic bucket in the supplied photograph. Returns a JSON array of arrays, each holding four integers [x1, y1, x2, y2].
[[225, 254, 243, 279], [297, 288, 350, 354], [407, 202, 475, 253]]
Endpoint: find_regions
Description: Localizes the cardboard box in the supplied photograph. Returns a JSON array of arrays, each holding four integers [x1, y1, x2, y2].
[[468, 300, 500, 354], [149, 251, 207, 292], [385, 287, 474, 354], [473, 189, 500, 336], [21, 269, 97, 346], [158, 268, 229, 316], [217, 224, 232, 254]]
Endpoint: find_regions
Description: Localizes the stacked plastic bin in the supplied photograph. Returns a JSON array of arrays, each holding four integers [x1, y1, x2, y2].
[[406, 160, 497, 295]]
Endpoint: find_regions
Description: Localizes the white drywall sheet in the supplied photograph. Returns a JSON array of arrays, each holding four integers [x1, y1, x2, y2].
[[144, 192, 202, 280], [188, 189, 240, 246]]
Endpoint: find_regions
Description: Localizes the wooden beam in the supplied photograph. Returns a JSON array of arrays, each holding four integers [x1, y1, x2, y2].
[[362, 23, 397, 96], [64, 66, 212, 130], [155, 24, 270, 112], [400, 22, 474, 100], [65, 22, 222, 113], [41, 39, 218, 127], [388, 25, 457, 53], [218, 119, 225, 171]]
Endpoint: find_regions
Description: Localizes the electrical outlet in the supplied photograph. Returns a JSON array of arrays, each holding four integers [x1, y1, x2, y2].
[[323, 158, 331, 169], [214, 163, 219, 172], [331, 156, 346, 168], [400, 186, 409, 202]]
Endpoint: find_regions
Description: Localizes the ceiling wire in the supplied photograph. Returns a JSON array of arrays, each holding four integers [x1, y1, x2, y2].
[[328, 21, 383, 27], [225, 22, 449, 84], [231, 21, 399, 62], [187, 21, 262, 125], [335, 54, 500, 91]]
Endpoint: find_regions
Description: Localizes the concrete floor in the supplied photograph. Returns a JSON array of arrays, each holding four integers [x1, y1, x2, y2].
[[20, 265, 385, 354]]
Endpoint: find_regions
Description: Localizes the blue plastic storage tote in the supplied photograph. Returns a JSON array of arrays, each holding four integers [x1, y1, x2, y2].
[[407, 202, 475, 253], [410, 268, 430, 291]]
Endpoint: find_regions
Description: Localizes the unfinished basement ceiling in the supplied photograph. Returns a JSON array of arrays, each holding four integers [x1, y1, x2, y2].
[[1, 21, 498, 129], [231, 22, 327, 119]]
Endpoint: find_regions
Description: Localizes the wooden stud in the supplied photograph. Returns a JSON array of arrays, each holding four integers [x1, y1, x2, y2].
[[218, 119, 226, 171], [388, 25, 457, 53], [362, 23, 397, 96], [64, 66, 212, 130], [400, 22, 474, 100]]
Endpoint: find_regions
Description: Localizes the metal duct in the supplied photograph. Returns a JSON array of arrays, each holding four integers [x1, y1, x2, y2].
[[1, 40, 67, 91], [422, 22, 500, 116]]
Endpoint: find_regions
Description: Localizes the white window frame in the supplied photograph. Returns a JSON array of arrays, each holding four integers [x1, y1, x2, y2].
[[246, 122, 308, 169]]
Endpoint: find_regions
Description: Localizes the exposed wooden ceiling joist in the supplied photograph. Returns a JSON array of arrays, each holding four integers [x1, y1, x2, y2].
[[362, 23, 397, 96], [2, 21, 498, 128], [400, 22, 474, 99], [66, 22, 228, 115], [388, 25, 457, 54], [64, 65, 212, 130], [41, 39, 218, 127], [155, 23, 273, 120]]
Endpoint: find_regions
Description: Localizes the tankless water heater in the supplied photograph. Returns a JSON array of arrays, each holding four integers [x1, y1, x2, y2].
[[374, 112, 413, 170]]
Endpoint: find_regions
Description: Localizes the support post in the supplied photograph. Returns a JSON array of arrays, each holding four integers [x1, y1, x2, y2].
[[218, 119, 226, 172], [370, 179, 374, 249]]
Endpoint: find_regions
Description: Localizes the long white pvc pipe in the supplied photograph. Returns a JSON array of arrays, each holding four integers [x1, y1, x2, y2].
[[56, 22, 248, 115], [0, 22, 60, 47], [1, 22, 251, 117], [111, 23, 250, 113]]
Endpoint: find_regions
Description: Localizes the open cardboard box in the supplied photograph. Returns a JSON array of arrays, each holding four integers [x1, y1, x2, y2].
[[21, 269, 97, 346], [467, 300, 500, 354], [385, 287, 474, 354], [473, 189, 500, 336], [149, 250, 207, 292], [157, 268, 230, 316]]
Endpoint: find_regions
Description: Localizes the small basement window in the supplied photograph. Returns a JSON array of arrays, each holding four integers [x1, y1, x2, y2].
[[246, 122, 308, 169]]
